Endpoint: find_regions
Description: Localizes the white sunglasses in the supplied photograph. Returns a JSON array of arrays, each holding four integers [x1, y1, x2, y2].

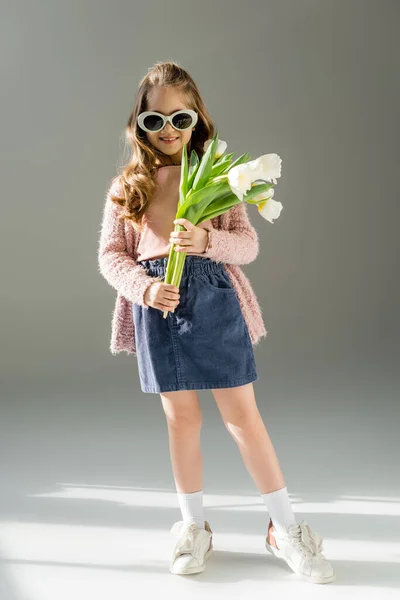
[[137, 109, 198, 133]]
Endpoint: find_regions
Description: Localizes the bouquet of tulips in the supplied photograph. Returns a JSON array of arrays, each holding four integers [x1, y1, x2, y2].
[[162, 132, 283, 318]]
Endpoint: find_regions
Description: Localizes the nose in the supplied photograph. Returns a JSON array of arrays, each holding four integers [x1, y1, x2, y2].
[[161, 123, 176, 135]]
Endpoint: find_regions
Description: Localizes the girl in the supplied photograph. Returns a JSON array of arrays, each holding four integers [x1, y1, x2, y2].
[[97, 61, 335, 584]]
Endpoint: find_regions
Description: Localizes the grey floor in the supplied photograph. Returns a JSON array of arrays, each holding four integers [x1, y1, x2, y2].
[[1, 354, 399, 599]]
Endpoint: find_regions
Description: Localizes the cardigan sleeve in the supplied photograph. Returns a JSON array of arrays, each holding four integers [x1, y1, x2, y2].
[[201, 201, 259, 265], [97, 181, 159, 308]]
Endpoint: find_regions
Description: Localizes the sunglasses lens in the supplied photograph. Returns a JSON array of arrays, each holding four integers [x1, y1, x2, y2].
[[172, 112, 194, 130], [143, 114, 164, 132]]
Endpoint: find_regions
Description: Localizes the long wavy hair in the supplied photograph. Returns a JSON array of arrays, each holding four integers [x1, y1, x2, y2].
[[109, 60, 215, 233]]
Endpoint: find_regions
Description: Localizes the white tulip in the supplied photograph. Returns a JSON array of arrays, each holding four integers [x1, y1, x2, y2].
[[228, 153, 282, 201], [247, 153, 282, 185], [227, 163, 254, 201], [252, 187, 282, 223], [257, 192, 283, 223], [204, 138, 228, 158]]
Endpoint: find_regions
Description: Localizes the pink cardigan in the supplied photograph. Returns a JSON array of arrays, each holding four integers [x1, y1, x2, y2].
[[97, 178, 268, 356]]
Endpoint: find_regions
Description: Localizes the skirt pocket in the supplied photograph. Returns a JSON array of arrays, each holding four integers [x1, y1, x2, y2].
[[198, 269, 236, 294]]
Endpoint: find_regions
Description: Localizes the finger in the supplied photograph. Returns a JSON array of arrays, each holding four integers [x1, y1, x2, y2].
[[156, 305, 174, 313], [156, 300, 178, 311], [175, 244, 193, 251], [174, 240, 191, 247], [163, 290, 180, 299], [170, 231, 191, 240], [174, 218, 194, 229]]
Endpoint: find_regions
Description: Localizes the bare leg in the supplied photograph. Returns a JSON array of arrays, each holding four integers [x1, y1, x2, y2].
[[212, 382, 285, 548], [160, 390, 203, 493]]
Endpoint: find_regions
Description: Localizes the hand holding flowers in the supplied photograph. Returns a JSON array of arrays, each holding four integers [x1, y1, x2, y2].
[[170, 218, 209, 254]]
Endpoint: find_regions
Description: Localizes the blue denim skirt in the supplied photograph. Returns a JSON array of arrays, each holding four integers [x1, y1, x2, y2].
[[133, 255, 258, 393]]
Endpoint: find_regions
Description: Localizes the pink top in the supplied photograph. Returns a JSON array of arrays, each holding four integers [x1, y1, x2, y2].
[[136, 165, 213, 261]]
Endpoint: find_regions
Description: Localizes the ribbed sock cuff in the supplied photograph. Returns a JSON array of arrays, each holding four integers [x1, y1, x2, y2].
[[177, 489, 205, 529], [261, 486, 297, 534]]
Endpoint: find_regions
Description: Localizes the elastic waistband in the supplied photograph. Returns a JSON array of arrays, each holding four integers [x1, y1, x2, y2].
[[137, 255, 224, 278]]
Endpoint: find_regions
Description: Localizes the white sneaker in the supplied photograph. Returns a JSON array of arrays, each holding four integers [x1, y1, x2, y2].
[[169, 520, 213, 575], [265, 519, 336, 584]]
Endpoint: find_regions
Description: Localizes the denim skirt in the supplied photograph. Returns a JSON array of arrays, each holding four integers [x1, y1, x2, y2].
[[132, 255, 258, 393]]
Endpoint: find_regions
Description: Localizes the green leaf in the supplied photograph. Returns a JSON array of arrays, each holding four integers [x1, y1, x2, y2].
[[197, 193, 242, 222], [180, 178, 230, 211], [188, 150, 199, 188], [192, 132, 219, 191], [210, 154, 234, 177], [179, 143, 189, 205], [243, 182, 274, 201], [179, 182, 230, 223], [219, 152, 253, 175]]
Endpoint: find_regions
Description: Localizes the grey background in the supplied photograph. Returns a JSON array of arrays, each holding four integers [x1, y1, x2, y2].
[[1, 0, 399, 595]]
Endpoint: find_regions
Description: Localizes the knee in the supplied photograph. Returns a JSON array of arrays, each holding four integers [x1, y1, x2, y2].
[[223, 408, 260, 437], [164, 410, 202, 434]]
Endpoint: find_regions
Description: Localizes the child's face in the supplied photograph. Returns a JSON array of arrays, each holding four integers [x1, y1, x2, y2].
[[145, 86, 195, 165]]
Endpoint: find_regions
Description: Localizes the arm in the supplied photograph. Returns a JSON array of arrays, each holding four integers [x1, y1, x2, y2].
[[97, 181, 157, 308], [201, 201, 259, 265]]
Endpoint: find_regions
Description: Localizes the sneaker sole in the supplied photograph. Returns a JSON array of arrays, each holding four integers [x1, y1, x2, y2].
[[265, 541, 336, 584], [169, 546, 213, 575]]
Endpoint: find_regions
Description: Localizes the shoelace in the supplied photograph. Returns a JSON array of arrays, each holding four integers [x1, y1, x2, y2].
[[273, 521, 324, 560]]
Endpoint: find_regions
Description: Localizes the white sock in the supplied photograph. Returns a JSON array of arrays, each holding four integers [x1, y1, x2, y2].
[[261, 486, 297, 534], [177, 489, 205, 529]]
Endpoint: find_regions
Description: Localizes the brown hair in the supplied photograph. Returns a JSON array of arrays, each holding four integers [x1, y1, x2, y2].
[[109, 60, 215, 233]]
